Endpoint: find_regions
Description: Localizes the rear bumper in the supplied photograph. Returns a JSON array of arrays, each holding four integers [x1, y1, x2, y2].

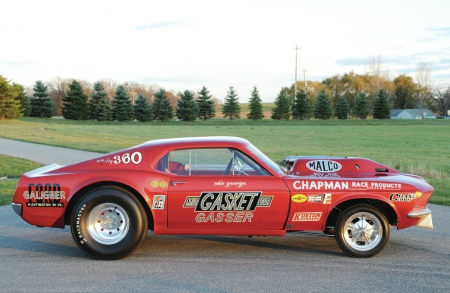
[[407, 208, 433, 229], [11, 203, 22, 216]]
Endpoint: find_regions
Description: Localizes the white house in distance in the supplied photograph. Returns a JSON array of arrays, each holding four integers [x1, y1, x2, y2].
[[390, 109, 436, 119]]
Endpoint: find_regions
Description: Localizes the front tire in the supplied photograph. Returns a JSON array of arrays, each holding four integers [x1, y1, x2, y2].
[[335, 204, 389, 258], [70, 186, 148, 260]]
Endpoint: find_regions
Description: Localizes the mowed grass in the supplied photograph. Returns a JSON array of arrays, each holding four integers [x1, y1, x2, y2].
[[0, 155, 42, 206], [0, 117, 449, 206]]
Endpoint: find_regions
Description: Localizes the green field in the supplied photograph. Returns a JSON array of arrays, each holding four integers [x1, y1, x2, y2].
[[0, 155, 42, 206], [0, 117, 449, 206]]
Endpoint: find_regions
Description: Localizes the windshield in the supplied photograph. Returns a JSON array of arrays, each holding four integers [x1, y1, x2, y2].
[[246, 144, 285, 175]]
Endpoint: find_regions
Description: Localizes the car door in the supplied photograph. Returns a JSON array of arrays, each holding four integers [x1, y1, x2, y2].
[[162, 147, 290, 231]]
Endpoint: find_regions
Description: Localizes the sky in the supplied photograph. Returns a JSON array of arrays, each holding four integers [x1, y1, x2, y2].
[[2, 0, 450, 102]]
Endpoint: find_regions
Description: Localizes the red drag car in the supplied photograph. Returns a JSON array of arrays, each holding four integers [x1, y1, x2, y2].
[[11, 137, 434, 259]]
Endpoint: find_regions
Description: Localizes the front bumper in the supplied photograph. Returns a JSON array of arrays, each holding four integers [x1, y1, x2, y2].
[[11, 203, 22, 216], [407, 208, 433, 229]]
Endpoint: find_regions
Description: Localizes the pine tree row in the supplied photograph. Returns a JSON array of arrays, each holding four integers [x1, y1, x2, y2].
[[270, 88, 390, 120], [2, 75, 391, 121]]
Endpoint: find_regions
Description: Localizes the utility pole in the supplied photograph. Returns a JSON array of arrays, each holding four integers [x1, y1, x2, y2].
[[302, 67, 308, 94], [294, 45, 300, 101]]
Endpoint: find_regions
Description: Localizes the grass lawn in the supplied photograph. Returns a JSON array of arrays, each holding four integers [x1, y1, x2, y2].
[[0, 117, 449, 206], [0, 155, 42, 206]]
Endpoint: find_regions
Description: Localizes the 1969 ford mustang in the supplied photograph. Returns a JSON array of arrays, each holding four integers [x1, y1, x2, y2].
[[11, 136, 434, 259]]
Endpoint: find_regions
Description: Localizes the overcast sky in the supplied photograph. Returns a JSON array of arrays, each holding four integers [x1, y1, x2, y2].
[[2, 0, 450, 102]]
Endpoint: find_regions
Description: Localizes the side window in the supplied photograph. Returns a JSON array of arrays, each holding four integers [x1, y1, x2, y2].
[[156, 148, 270, 176]]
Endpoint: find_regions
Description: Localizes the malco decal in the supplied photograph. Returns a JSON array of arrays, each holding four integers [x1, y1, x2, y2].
[[306, 160, 342, 173]]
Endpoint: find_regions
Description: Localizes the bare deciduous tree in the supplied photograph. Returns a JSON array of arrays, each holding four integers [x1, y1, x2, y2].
[[365, 55, 393, 107], [414, 62, 432, 117], [47, 77, 70, 116], [99, 79, 119, 102], [432, 84, 450, 116]]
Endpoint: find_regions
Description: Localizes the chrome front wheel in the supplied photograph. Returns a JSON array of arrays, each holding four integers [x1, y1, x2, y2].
[[335, 204, 389, 257]]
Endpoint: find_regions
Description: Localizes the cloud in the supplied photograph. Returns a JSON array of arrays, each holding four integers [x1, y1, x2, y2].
[[334, 57, 368, 67], [133, 20, 192, 31], [428, 26, 450, 37], [1, 60, 37, 66]]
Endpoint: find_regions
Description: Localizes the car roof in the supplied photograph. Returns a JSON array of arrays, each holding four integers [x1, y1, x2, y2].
[[141, 136, 251, 149]]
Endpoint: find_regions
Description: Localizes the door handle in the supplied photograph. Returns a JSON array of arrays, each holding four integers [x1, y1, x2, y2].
[[171, 181, 187, 186]]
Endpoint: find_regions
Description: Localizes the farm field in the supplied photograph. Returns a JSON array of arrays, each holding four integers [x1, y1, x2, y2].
[[0, 117, 449, 205]]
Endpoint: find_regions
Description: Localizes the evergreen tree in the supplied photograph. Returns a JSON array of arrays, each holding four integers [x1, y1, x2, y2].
[[152, 88, 174, 121], [271, 88, 291, 120], [134, 93, 153, 122], [90, 82, 112, 121], [13, 83, 31, 117], [335, 96, 349, 119], [373, 89, 391, 119], [222, 86, 241, 120], [292, 90, 310, 120], [30, 80, 54, 118], [197, 86, 215, 120], [314, 89, 332, 119], [112, 85, 135, 122], [62, 80, 90, 120], [247, 86, 264, 120], [353, 92, 370, 119], [176, 90, 199, 121], [0, 76, 23, 119]]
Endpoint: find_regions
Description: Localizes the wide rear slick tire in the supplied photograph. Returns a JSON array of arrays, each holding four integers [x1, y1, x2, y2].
[[70, 186, 148, 260], [335, 204, 390, 258]]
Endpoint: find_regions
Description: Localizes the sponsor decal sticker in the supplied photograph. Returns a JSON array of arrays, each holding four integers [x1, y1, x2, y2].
[[323, 194, 332, 204], [292, 212, 322, 222], [292, 194, 307, 203], [23, 183, 66, 207], [184, 192, 272, 211], [184, 192, 273, 224], [152, 195, 165, 210], [308, 195, 323, 203], [306, 160, 342, 173], [151, 181, 168, 189], [390, 193, 417, 202], [293, 180, 348, 190]]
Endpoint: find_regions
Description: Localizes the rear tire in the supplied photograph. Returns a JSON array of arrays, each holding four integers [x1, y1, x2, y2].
[[335, 204, 389, 258], [70, 186, 148, 260]]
